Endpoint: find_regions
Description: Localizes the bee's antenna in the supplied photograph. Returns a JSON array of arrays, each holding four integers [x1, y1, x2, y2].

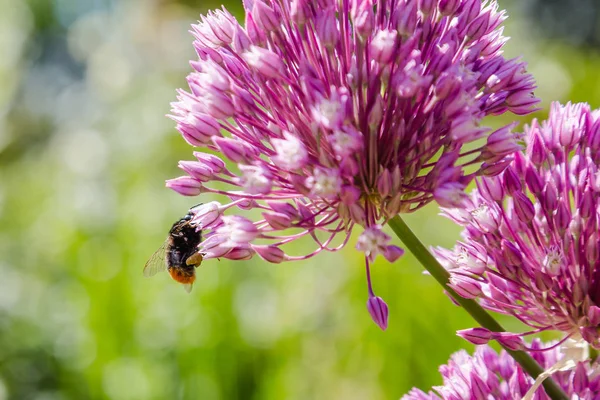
[[189, 203, 204, 210]]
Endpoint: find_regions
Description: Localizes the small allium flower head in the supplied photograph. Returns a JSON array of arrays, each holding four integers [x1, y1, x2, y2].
[[402, 339, 600, 400], [169, 0, 538, 327], [437, 102, 600, 348]]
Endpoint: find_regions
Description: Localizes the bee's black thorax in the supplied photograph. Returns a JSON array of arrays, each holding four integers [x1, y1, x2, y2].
[[166, 213, 202, 272]]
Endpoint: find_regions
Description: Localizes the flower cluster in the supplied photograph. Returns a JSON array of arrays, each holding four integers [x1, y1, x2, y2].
[[436, 102, 600, 347], [402, 339, 599, 400], [167, 0, 537, 329]]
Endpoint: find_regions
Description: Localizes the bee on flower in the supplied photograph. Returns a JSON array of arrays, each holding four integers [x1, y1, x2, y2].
[[167, 0, 538, 329]]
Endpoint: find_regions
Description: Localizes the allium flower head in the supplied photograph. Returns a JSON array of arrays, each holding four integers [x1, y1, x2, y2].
[[168, 0, 538, 328], [436, 102, 600, 347], [402, 339, 600, 400]]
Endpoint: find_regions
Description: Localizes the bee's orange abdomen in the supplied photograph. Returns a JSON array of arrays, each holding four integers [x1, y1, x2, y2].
[[168, 267, 196, 284]]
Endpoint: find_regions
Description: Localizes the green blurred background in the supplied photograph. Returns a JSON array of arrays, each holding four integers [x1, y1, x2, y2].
[[1, 0, 599, 399]]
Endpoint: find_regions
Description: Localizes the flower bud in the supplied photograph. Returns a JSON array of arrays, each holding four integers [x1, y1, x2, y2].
[[541, 181, 558, 212], [377, 169, 392, 198], [449, 275, 482, 299], [580, 326, 599, 346], [367, 296, 389, 330], [224, 247, 255, 260], [395, 1, 417, 36], [480, 157, 513, 177], [506, 91, 540, 115], [243, 46, 284, 79], [496, 333, 524, 351], [579, 188, 594, 219], [178, 161, 217, 182], [573, 362, 589, 393], [231, 84, 256, 114], [266, 201, 299, 220], [485, 125, 520, 156], [457, 327, 493, 345], [418, 0, 435, 15], [502, 167, 522, 195], [532, 270, 553, 292], [438, 0, 460, 16], [252, 0, 279, 33], [513, 192, 535, 223], [262, 211, 292, 230], [290, 0, 309, 25], [461, 0, 482, 27], [166, 176, 203, 196], [205, 90, 236, 120], [316, 8, 338, 48], [232, 25, 251, 52], [588, 305, 600, 326], [477, 176, 504, 203], [191, 202, 223, 228], [501, 240, 522, 266], [201, 243, 233, 259], [213, 137, 256, 164], [245, 12, 266, 45], [586, 233, 599, 265], [466, 13, 489, 41], [253, 245, 285, 263], [193, 152, 226, 173], [177, 113, 222, 146], [555, 202, 571, 235], [351, 0, 374, 37], [528, 132, 546, 167]]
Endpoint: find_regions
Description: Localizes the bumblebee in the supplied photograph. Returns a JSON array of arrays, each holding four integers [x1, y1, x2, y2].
[[144, 206, 204, 293]]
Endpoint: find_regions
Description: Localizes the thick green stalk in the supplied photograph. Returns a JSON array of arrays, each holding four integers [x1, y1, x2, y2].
[[387, 215, 568, 400]]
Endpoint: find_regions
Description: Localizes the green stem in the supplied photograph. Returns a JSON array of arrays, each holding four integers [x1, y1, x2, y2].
[[387, 215, 568, 400], [590, 347, 598, 362]]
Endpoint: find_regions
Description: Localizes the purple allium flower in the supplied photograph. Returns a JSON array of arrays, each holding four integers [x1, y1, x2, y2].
[[168, 0, 538, 329], [402, 339, 598, 400], [436, 102, 600, 347]]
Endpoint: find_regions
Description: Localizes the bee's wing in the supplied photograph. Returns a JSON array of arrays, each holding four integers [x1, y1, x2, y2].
[[143, 241, 168, 277]]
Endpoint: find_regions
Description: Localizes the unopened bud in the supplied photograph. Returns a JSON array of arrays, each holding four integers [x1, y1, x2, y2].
[[262, 211, 292, 230], [252, 0, 279, 33], [496, 333, 524, 351], [243, 46, 284, 79], [367, 296, 389, 330], [166, 176, 203, 196], [438, 0, 460, 16], [513, 192, 535, 223], [253, 245, 285, 263], [213, 136, 255, 164], [588, 305, 600, 326], [449, 275, 482, 299], [191, 201, 223, 228], [224, 247, 255, 260], [457, 327, 493, 345]]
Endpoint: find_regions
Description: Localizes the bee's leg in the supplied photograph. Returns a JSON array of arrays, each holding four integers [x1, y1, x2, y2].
[[186, 252, 204, 266]]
